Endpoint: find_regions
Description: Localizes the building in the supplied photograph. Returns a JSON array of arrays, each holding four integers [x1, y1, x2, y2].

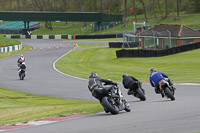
[[140, 24, 200, 49]]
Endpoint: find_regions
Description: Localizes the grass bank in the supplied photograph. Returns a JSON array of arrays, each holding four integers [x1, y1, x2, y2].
[[55, 45, 200, 83], [0, 35, 20, 47], [0, 87, 102, 125]]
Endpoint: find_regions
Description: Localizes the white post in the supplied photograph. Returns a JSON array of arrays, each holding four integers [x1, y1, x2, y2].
[[133, 22, 136, 34], [167, 30, 171, 48]]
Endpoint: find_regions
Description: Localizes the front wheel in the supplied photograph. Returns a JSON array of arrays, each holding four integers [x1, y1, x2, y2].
[[101, 97, 119, 115], [19, 73, 24, 80], [165, 87, 175, 101], [136, 88, 146, 101]]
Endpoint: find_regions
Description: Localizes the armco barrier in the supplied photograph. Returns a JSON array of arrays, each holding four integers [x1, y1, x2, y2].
[[75, 34, 116, 39], [0, 43, 22, 53], [5, 34, 120, 39], [109, 42, 139, 48], [116, 42, 200, 58], [5, 35, 72, 40]]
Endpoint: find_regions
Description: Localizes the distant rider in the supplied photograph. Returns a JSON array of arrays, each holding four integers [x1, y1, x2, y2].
[[17, 54, 25, 66], [122, 74, 144, 95], [149, 67, 175, 97]]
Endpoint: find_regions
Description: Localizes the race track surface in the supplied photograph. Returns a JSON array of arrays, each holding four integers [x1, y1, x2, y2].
[[0, 40, 200, 133]]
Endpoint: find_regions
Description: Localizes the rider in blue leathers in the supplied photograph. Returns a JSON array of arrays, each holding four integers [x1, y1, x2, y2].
[[149, 67, 175, 97]]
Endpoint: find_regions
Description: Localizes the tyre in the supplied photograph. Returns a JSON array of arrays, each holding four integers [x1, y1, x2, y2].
[[136, 88, 146, 101], [101, 97, 119, 114], [21, 74, 24, 80], [165, 87, 175, 101], [19, 73, 24, 80]]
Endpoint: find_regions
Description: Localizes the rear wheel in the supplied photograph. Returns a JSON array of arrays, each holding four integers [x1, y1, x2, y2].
[[101, 97, 119, 115], [165, 87, 175, 101]]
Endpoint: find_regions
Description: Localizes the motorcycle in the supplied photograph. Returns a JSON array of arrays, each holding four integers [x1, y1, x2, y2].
[[19, 69, 26, 80], [158, 79, 175, 101], [128, 81, 146, 101], [99, 84, 131, 114]]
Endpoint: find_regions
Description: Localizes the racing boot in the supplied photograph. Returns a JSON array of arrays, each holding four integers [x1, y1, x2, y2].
[[127, 89, 134, 95]]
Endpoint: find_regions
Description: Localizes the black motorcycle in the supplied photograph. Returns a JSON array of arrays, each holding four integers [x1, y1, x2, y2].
[[128, 81, 146, 101], [99, 84, 131, 114], [19, 69, 25, 80], [158, 79, 175, 101]]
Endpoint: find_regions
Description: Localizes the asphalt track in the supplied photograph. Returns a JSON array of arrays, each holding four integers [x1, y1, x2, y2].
[[0, 40, 200, 133]]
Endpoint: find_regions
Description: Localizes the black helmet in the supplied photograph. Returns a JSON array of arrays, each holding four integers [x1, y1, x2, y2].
[[122, 73, 128, 78], [150, 67, 156, 73], [89, 72, 98, 78]]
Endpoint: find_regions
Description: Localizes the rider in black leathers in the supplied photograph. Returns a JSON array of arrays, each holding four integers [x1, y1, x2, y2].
[[88, 72, 117, 100], [122, 74, 144, 95]]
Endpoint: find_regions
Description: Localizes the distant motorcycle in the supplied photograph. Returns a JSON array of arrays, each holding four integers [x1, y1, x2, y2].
[[19, 69, 26, 80], [100, 84, 131, 114], [128, 81, 146, 101], [158, 79, 175, 101]]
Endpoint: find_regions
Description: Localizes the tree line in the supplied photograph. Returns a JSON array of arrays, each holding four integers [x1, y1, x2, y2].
[[0, 0, 200, 26]]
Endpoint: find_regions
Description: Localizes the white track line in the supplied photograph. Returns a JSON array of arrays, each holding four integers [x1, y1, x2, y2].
[[52, 49, 200, 86], [53, 49, 87, 81]]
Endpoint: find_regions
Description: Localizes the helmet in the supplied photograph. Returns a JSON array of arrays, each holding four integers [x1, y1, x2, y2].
[[21, 54, 24, 57], [89, 72, 98, 78], [122, 73, 128, 78], [150, 67, 156, 73]]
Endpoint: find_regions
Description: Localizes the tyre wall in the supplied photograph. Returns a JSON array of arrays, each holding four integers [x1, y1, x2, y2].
[[108, 42, 139, 48], [116, 42, 200, 58]]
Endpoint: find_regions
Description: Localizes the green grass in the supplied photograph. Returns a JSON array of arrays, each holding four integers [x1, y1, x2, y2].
[[0, 35, 20, 47], [55, 46, 200, 83], [0, 86, 102, 125]]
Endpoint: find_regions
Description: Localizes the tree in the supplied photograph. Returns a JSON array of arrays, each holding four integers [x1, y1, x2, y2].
[[124, 0, 127, 27], [152, 0, 157, 20], [177, 0, 180, 19], [100, 0, 103, 13], [138, 0, 147, 22], [62, 0, 68, 11], [132, 0, 137, 22], [164, 0, 168, 19], [191, 0, 200, 12], [157, 0, 163, 19]]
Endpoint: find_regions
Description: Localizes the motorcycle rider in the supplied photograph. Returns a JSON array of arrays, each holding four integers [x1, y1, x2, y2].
[[149, 67, 175, 97], [122, 74, 144, 95], [88, 72, 130, 112], [88, 72, 118, 99], [17, 54, 25, 66]]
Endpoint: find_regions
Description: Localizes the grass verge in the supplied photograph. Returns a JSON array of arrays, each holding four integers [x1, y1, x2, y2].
[[55, 46, 200, 83], [0, 87, 102, 125], [0, 35, 20, 47], [77, 43, 108, 48], [0, 45, 33, 59]]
